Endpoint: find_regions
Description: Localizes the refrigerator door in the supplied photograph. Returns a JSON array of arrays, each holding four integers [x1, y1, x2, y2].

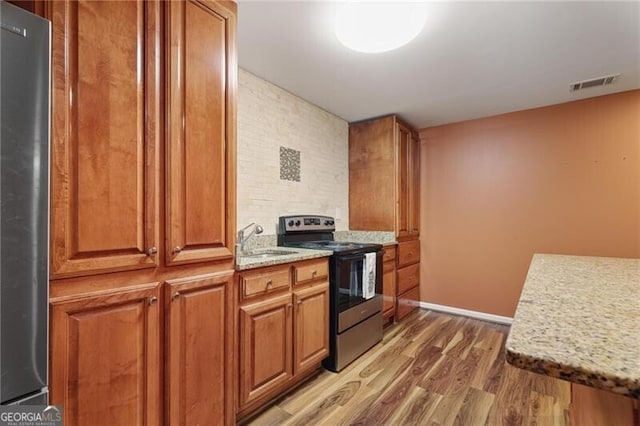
[[0, 2, 50, 404], [8, 389, 48, 406]]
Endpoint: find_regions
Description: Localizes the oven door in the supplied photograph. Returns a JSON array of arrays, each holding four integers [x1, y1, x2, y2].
[[334, 251, 382, 313]]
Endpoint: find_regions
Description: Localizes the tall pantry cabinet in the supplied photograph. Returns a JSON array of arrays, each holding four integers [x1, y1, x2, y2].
[[349, 115, 421, 321], [19, 0, 238, 424]]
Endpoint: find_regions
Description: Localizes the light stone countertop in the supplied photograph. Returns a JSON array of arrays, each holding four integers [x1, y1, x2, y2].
[[334, 230, 397, 246], [505, 254, 640, 399], [235, 247, 332, 271], [236, 231, 396, 270]]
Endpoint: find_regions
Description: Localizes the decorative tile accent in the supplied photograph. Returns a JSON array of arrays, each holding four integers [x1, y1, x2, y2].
[[280, 146, 301, 181]]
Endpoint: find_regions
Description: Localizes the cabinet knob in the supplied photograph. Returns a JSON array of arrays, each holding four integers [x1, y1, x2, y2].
[[148, 296, 158, 306], [147, 247, 158, 256], [311, 270, 317, 276], [297, 300, 303, 305], [172, 246, 182, 254], [265, 280, 273, 288], [287, 304, 293, 310], [171, 292, 181, 301]]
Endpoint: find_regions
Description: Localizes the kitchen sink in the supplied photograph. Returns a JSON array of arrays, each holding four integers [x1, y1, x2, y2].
[[240, 249, 297, 259]]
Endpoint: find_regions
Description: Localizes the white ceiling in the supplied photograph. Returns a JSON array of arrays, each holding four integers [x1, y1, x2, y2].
[[237, 1, 640, 128]]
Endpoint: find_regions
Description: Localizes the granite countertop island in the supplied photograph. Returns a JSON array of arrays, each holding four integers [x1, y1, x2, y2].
[[506, 254, 640, 399]]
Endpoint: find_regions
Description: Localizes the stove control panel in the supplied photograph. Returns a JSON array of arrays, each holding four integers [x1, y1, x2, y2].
[[278, 215, 335, 233]]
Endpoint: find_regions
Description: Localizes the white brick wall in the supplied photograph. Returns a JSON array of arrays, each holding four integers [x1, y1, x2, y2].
[[237, 69, 349, 235]]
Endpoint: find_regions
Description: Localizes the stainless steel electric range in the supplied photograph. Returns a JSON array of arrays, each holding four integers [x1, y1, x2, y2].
[[278, 215, 383, 372]]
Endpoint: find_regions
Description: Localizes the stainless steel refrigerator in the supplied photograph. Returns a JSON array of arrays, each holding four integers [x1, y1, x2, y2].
[[0, 1, 50, 405]]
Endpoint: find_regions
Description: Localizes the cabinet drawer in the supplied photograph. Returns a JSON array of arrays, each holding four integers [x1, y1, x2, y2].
[[396, 286, 420, 320], [294, 259, 328, 285], [241, 266, 291, 299], [383, 259, 395, 273], [397, 240, 420, 267], [397, 263, 419, 295], [382, 246, 396, 263]]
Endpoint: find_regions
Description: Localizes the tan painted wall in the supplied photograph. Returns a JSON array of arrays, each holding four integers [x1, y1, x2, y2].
[[419, 90, 640, 317]]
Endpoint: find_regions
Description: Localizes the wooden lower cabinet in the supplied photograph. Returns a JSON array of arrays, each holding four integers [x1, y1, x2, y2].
[[396, 239, 420, 321], [397, 263, 419, 294], [50, 282, 162, 426], [50, 272, 235, 426], [293, 284, 329, 374], [397, 239, 420, 268], [382, 246, 397, 320], [237, 259, 329, 418], [238, 292, 293, 409], [570, 384, 638, 426], [165, 271, 234, 426], [396, 286, 421, 320]]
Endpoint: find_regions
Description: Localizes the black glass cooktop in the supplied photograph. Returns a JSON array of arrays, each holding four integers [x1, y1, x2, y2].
[[288, 240, 381, 255]]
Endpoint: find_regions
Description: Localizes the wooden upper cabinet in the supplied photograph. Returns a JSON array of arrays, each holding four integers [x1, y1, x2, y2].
[[349, 117, 396, 231], [396, 124, 411, 238], [49, 0, 161, 278], [397, 127, 420, 238], [409, 134, 420, 236], [166, 0, 237, 266], [165, 271, 234, 426], [349, 115, 420, 238], [49, 282, 161, 426]]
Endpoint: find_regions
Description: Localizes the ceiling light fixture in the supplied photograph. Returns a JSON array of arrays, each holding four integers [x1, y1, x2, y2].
[[335, 2, 428, 54]]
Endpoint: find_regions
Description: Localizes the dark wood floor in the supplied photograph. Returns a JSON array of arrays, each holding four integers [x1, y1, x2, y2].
[[248, 309, 571, 426]]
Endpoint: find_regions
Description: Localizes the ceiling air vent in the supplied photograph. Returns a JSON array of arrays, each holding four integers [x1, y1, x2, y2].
[[570, 74, 620, 92]]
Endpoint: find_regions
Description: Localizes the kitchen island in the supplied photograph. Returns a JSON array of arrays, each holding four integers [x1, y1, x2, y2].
[[506, 254, 639, 425]]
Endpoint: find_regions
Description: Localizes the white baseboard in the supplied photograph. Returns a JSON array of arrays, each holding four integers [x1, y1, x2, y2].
[[418, 301, 513, 325]]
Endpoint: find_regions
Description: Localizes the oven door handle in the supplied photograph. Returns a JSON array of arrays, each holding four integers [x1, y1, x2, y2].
[[337, 253, 366, 262]]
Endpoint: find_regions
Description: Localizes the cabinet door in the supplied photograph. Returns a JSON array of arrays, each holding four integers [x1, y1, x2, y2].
[[396, 285, 420, 321], [49, 0, 160, 278], [166, 0, 237, 266], [165, 271, 234, 426], [50, 283, 161, 426], [382, 260, 396, 319], [239, 293, 293, 409], [409, 135, 421, 236], [396, 124, 411, 237], [293, 283, 329, 374]]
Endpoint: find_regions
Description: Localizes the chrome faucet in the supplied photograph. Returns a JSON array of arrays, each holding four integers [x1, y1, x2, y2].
[[237, 222, 264, 255]]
